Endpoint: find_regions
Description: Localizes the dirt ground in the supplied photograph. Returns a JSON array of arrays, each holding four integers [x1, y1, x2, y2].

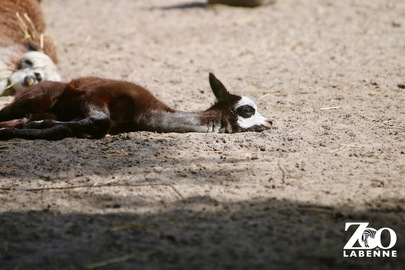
[[0, 0, 404, 269]]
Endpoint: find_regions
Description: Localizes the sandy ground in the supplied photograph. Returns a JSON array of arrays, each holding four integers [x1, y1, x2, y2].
[[0, 0, 404, 269]]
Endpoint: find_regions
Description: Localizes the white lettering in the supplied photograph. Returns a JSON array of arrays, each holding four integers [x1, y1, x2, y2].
[[344, 223, 398, 250], [344, 222, 369, 249], [375, 227, 397, 249], [342, 250, 398, 258], [350, 251, 357, 257]]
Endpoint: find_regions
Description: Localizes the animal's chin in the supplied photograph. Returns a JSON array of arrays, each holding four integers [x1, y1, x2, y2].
[[241, 119, 273, 132], [242, 125, 272, 132]]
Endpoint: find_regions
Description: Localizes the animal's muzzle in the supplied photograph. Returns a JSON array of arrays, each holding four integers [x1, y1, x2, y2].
[[23, 75, 36, 87], [263, 119, 273, 128], [243, 120, 273, 132]]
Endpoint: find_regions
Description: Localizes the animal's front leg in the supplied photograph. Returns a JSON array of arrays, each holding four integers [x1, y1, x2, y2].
[[0, 125, 73, 140], [0, 119, 28, 128], [26, 115, 111, 139], [0, 115, 111, 140], [25, 119, 64, 129]]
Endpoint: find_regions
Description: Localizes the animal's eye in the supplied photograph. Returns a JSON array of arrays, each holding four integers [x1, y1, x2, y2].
[[236, 105, 255, 118], [22, 58, 33, 67]]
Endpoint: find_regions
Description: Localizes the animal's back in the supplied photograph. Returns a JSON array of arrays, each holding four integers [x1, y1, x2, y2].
[[57, 77, 169, 118], [0, 0, 46, 47], [67, 77, 167, 108], [60, 77, 173, 134]]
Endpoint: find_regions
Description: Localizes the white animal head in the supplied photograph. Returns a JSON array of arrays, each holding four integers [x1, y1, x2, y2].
[[234, 96, 272, 130], [9, 51, 61, 94], [208, 73, 272, 132]]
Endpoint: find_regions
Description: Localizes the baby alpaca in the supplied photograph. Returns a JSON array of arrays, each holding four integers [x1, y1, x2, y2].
[[0, 73, 272, 140], [0, 0, 60, 96]]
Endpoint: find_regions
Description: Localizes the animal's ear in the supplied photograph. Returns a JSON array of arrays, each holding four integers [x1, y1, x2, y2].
[[209, 73, 231, 103]]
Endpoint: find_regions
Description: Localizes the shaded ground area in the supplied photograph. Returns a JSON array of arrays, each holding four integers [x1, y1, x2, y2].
[[0, 0, 404, 269]]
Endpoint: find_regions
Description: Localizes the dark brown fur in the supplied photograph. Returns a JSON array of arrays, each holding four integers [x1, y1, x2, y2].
[[0, 77, 173, 139]]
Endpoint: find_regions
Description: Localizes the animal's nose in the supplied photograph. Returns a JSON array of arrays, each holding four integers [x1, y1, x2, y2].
[[23, 75, 36, 87], [263, 119, 273, 128]]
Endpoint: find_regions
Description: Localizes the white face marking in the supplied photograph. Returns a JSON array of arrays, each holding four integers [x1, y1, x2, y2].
[[234, 96, 270, 129], [8, 51, 61, 94]]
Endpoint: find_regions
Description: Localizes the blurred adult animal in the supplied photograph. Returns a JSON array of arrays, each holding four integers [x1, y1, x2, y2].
[[0, 0, 60, 96]]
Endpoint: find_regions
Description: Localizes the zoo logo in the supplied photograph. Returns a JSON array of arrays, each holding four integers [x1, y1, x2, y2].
[[343, 222, 398, 258]]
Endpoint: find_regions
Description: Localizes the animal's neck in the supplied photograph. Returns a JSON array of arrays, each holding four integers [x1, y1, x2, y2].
[[136, 109, 235, 133]]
